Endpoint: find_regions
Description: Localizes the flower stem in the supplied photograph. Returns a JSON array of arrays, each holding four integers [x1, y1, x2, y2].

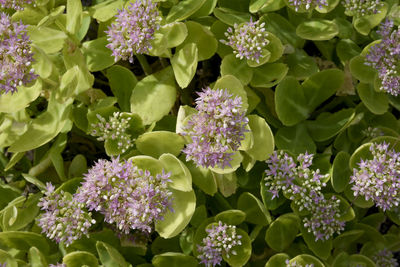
[[136, 54, 152, 75]]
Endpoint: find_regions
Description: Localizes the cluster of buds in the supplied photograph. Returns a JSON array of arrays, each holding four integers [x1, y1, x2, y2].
[[197, 221, 242, 267], [75, 157, 173, 234], [106, 0, 161, 63], [365, 20, 400, 96], [361, 126, 384, 139], [351, 142, 400, 211], [342, 0, 383, 16], [372, 249, 399, 267], [90, 112, 133, 153], [221, 19, 269, 63], [265, 151, 345, 241], [37, 183, 95, 246], [0, 0, 34, 10], [182, 87, 248, 169], [0, 12, 37, 94], [287, 0, 328, 11]]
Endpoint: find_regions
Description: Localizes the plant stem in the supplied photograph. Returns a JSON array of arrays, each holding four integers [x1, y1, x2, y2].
[[136, 54, 152, 75]]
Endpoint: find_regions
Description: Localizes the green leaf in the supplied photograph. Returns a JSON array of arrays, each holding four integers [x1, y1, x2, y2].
[[215, 210, 246, 225], [166, 0, 207, 23], [315, 0, 340, 13], [12, 7, 47, 25], [68, 154, 87, 178], [0, 232, 49, 254], [96, 241, 129, 267], [250, 63, 288, 88], [245, 115, 274, 161], [275, 76, 309, 126], [66, 0, 82, 35], [130, 67, 177, 125], [107, 65, 137, 112], [8, 97, 73, 153], [306, 109, 355, 142], [27, 26, 67, 54], [353, 2, 388, 35], [213, 7, 252, 26], [333, 230, 364, 249], [32, 45, 54, 79], [89, 0, 124, 22], [289, 255, 325, 267], [261, 13, 304, 48], [178, 21, 218, 61], [186, 161, 217, 196], [237, 192, 271, 225], [265, 253, 290, 267], [190, 0, 217, 17], [1, 193, 40, 231], [171, 43, 198, 88], [159, 154, 192, 192], [332, 252, 375, 267], [214, 75, 249, 111], [28, 247, 48, 267], [129, 156, 164, 176], [221, 54, 254, 85], [331, 151, 351, 193], [265, 213, 300, 252], [155, 189, 196, 238], [300, 225, 332, 260], [357, 83, 389, 115], [296, 19, 339, 41], [286, 49, 319, 79], [275, 123, 316, 155], [159, 22, 188, 48], [213, 172, 238, 197], [82, 37, 115, 72], [261, 180, 287, 211], [152, 252, 198, 267], [223, 228, 252, 267], [336, 39, 362, 63], [0, 79, 42, 113], [302, 69, 345, 111], [349, 55, 377, 84], [63, 251, 99, 267], [136, 131, 184, 158]]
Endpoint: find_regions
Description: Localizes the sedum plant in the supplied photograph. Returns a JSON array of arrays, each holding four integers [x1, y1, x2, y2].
[[0, 0, 399, 266]]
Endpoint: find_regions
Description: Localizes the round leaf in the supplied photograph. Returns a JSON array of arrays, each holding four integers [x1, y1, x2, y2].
[[159, 153, 192, 192], [296, 19, 339, 41], [136, 131, 185, 158], [245, 115, 275, 161]]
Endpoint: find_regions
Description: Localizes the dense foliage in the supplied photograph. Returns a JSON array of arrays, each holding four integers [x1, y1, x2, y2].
[[0, 0, 400, 266]]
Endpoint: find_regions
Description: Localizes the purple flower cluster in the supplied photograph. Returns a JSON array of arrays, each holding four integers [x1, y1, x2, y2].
[[351, 142, 400, 211], [106, 0, 161, 63], [0, 0, 34, 10], [182, 87, 248, 169], [75, 157, 173, 234], [287, 0, 328, 11], [0, 12, 37, 94], [90, 112, 133, 153], [37, 183, 95, 246], [221, 19, 269, 63], [285, 259, 314, 267], [343, 0, 383, 16], [365, 20, 400, 96], [372, 249, 399, 267], [265, 151, 345, 241], [197, 221, 242, 267]]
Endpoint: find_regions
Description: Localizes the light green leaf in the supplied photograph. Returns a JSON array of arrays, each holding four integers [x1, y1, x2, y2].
[[28, 247, 48, 267], [130, 67, 177, 125], [245, 115, 274, 161], [296, 19, 339, 41], [250, 63, 288, 88], [27, 26, 67, 54], [171, 43, 198, 88], [221, 54, 253, 85], [0, 79, 42, 113], [82, 37, 115, 72], [166, 0, 207, 23], [136, 131, 185, 158], [159, 154, 192, 192], [89, 0, 124, 22], [66, 0, 82, 35], [63, 251, 99, 267], [155, 189, 196, 238], [152, 252, 198, 267], [96, 241, 129, 267], [107, 65, 137, 112]]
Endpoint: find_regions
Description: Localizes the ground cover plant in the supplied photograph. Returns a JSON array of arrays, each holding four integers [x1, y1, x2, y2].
[[0, 0, 400, 266]]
